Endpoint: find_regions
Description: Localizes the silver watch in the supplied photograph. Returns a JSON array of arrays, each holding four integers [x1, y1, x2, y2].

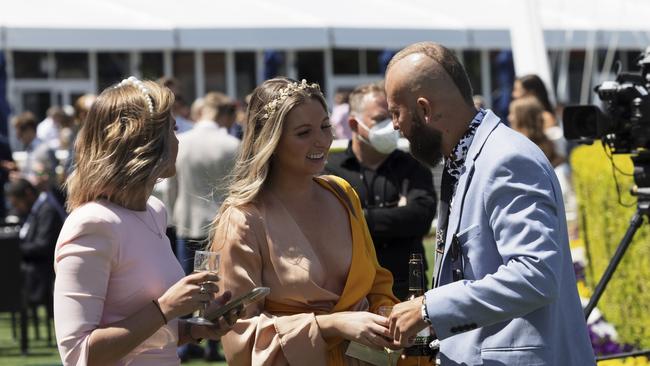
[[421, 298, 432, 324]]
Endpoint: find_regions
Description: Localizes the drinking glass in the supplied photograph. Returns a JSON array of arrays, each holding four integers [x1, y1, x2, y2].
[[187, 251, 220, 325], [377, 306, 393, 318], [377, 306, 401, 365]]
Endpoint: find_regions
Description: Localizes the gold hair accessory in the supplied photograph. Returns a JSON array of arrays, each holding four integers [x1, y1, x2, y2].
[[262, 79, 320, 119]]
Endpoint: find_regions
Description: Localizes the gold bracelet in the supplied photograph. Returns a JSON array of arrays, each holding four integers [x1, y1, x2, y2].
[[151, 299, 168, 325]]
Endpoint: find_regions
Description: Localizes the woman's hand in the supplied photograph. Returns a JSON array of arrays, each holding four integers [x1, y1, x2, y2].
[[157, 271, 220, 320], [190, 291, 244, 340], [317, 311, 393, 350]]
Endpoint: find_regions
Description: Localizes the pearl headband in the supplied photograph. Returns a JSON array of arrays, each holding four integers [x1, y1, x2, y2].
[[115, 76, 154, 115]]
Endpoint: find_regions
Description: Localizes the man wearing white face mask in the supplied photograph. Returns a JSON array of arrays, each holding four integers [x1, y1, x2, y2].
[[325, 82, 437, 299]]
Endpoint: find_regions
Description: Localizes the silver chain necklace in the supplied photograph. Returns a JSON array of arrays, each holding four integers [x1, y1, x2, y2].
[[129, 206, 163, 239]]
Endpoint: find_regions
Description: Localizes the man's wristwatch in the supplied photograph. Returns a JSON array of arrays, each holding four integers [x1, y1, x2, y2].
[[421, 296, 432, 325]]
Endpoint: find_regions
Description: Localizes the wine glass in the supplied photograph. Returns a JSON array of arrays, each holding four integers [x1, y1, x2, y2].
[[377, 306, 393, 318], [187, 250, 220, 325], [377, 306, 400, 364]]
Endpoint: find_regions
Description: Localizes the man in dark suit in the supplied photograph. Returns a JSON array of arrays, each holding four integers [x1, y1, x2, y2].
[[8, 179, 65, 310]]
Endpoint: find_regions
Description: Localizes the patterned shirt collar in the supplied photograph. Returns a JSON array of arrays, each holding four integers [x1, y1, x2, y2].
[[444, 109, 487, 180]]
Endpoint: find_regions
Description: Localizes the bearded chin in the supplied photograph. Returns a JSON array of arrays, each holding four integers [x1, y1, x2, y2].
[[408, 114, 443, 168]]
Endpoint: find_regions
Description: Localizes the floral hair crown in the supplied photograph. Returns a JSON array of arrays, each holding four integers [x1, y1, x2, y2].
[[262, 79, 321, 119], [114, 76, 154, 115]]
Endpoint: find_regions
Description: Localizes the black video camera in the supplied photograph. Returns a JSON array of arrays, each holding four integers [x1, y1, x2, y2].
[[563, 47, 650, 154]]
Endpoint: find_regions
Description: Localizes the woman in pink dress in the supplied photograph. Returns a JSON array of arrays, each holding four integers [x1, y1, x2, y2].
[[54, 77, 234, 366]]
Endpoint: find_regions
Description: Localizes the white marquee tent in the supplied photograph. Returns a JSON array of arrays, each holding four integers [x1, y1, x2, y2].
[[2, 0, 650, 108], [3, 0, 650, 51]]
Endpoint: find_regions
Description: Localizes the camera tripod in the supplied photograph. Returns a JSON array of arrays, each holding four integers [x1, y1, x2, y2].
[[583, 152, 650, 361]]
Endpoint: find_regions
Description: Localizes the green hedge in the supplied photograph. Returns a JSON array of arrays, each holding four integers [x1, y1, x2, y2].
[[571, 143, 650, 349]]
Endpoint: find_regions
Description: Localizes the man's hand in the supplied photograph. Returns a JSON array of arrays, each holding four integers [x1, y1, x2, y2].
[[387, 296, 430, 348]]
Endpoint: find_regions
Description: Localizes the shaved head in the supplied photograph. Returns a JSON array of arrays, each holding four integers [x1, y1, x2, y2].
[[385, 42, 477, 166], [387, 42, 473, 106], [386, 53, 462, 118]]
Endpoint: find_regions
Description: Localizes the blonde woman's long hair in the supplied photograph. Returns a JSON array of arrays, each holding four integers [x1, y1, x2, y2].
[[66, 79, 175, 211], [211, 77, 327, 227]]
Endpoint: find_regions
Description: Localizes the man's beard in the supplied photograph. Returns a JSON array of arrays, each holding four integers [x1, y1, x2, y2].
[[406, 113, 443, 168]]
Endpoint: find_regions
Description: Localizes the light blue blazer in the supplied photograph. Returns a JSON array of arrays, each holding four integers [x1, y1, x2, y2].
[[426, 110, 595, 365]]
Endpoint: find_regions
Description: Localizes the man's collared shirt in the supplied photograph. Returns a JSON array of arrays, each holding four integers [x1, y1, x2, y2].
[[445, 108, 487, 198]]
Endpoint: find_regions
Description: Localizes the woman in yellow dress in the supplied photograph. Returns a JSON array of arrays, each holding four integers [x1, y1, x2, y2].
[[210, 78, 400, 365]]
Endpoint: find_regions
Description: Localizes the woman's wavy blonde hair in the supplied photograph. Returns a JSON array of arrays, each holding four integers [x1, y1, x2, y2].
[[66, 79, 175, 211], [211, 77, 327, 227]]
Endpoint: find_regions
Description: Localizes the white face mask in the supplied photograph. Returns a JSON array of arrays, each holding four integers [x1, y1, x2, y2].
[[356, 117, 400, 154]]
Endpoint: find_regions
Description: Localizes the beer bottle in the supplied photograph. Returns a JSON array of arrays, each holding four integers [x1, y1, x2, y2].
[[402, 253, 435, 358]]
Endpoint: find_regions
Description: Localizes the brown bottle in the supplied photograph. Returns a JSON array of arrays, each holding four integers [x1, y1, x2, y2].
[[402, 253, 436, 358]]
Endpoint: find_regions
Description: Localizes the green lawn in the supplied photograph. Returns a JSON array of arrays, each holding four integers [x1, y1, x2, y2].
[[0, 310, 61, 366], [0, 309, 227, 366], [0, 236, 436, 365]]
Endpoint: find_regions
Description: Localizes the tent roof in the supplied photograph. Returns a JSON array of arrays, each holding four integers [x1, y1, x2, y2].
[[2, 0, 650, 51], [0, 0, 175, 50]]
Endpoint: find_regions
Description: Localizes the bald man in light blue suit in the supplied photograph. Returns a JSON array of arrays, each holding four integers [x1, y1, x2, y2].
[[385, 42, 595, 365]]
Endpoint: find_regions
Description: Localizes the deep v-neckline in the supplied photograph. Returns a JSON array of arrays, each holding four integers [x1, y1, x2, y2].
[[268, 177, 355, 247], [266, 178, 356, 295], [267, 186, 315, 251], [314, 177, 377, 313], [313, 177, 363, 308]]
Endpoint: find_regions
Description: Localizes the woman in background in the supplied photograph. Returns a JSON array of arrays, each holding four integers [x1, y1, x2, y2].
[[512, 74, 567, 156], [509, 96, 578, 239]]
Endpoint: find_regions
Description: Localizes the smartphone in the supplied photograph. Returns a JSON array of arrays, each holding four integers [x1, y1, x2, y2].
[[206, 287, 270, 321]]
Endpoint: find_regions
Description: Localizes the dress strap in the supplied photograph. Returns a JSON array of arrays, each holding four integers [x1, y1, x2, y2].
[[317, 175, 357, 219]]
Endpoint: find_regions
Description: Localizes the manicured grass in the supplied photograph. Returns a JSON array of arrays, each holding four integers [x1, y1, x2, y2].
[[0, 309, 227, 366], [0, 309, 61, 366]]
